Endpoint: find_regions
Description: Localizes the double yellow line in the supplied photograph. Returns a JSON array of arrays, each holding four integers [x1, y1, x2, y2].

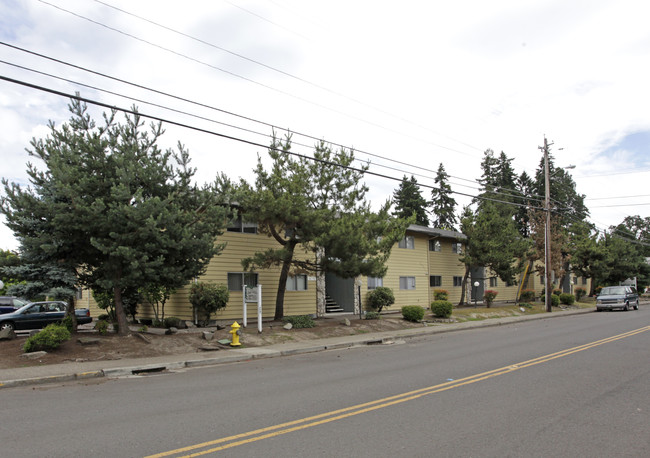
[[147, 326, 649, 457]]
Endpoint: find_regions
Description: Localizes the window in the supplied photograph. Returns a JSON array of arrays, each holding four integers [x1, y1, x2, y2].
[[453, 276, 463, 287], [227, 272, 259, 291], [76, 288, 83, 300], [398, 236, 415, 249], [286, 274, 308, 291], [452, 243, 463, 254], [582, 277, 587, 285], [399, 276, 416, 290], [430, 275, 442, 287], [429, 240, 441, 252], [368, 277, 383, 289], [227, 215, 257, 233], [489, 277, 498, 287]]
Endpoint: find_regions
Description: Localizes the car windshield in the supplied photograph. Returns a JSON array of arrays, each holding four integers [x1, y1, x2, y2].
[[600, 286, 626, 295]]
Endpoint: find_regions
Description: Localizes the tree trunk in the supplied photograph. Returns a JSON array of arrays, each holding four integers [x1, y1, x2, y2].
[[459, 265, 471, 306], [113, 285, 130, 336], [66, 296, 78, 333], [274, 242, 297, 320]]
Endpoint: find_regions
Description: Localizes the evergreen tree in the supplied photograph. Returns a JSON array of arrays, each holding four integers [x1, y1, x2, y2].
[[430, 163, 457, 230], [1, 100, 229, 335], [240, 133, 411, 320], [392, 175, 429, 226], [458, 203, 531, 305]]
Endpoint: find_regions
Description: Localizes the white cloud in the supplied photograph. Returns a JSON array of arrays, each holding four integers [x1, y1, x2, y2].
[[1, 0, 650, 250]]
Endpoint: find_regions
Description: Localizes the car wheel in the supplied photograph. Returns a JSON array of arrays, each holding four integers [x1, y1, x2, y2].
[[596, 307, 602, 312], [623, 302, 629, 311], [0, 321, 15, 331], [634, 300, 639, 310]]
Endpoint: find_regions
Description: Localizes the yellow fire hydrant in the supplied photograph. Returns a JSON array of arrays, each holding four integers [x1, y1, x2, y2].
[[229, 321, 242, 347]]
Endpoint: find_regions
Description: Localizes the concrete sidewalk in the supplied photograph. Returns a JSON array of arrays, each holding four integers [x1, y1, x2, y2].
[[0, 308, 595, 389]]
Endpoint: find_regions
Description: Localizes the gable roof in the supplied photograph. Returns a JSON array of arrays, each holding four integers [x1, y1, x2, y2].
[[406, 224, 467, 241]]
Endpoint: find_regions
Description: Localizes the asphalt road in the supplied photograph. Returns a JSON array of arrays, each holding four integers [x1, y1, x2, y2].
[[2, 307, 649, 457]]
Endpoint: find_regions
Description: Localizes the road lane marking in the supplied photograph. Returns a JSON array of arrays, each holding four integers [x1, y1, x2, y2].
[[146, 325, 650, 457]]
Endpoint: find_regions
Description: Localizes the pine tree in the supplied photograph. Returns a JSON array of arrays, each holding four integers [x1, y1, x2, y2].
[[240, 133, 411, 320], [392, 175, 429, 226], [1, 100, 230, 334], [430, 163, 457, 230]]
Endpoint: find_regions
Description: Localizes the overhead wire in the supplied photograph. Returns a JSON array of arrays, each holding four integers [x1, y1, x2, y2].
[[0, 73, 549, 213], [35, 0, 480, 159], [0, 42, 543, 206]]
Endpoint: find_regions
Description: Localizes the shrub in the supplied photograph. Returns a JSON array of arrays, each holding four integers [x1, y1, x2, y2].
[[553, 289, 563, 296], [94, 320, 109, 335], [575, 287, 587, 301], [138, 325, 149, 333], [366, 287, 395, 313], [551, 294, 560, 307], [98, 314, 110, 322], [483, 290, 498, 308], [61, 315, 74, 333], [559, 293, 575, 305], [23, 324, 71, 352], [431, 300, 453, 318], [364, 311, 381, 320], [163, 316, 182, 329], [519, 302, 533, 309], [519, 290, 536, 302], [283, 315, 315, 328], [401, 305, 425, 322], [189, 282, 230, 327], [433, 289, 449, 301]]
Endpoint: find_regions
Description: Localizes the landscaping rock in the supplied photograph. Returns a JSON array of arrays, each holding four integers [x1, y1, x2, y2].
[[283, 322, 293, 330], [343, 319, 351, 326], [202, 331, 214, 341], [165, 327, 178, 335], [0, 327, 16, 340], [198, 345, 221, 352], [21, 351, 48, 359], [77, 337, 101, 346]]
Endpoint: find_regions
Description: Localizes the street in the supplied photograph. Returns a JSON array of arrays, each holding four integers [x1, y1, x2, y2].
[[2, 308, 649, 457]]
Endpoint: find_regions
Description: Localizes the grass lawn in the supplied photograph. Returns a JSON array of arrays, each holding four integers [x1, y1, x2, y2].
[[450, 299, 594, 322]]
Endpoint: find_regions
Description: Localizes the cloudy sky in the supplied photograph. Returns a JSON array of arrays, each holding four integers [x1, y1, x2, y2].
[[1, 0, 649, 250]]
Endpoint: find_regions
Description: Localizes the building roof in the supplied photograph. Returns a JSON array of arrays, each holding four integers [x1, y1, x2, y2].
[[406, 224, 467, 240]]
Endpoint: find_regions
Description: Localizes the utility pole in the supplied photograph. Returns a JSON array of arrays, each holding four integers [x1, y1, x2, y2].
[[541, 137, 552, 313]]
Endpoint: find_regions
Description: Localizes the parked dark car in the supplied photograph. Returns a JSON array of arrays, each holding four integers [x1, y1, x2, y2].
[[0, 296, 30, 314], [0, 301, 92, 331], [596, 286, 639, 311]]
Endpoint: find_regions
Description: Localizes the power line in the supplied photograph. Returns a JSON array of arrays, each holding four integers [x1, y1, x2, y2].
[[35, 0, 480, 159], [0, 74, 548, 213]]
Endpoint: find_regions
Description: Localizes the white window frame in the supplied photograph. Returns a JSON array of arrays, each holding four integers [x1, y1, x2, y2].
[[452, 243, 463, 254], [367, 277, 383, 290], [399, 236, 415, 249], [453, 276, 463, 287], [430, 275, 442, 287], [286, 274, 308, 291], [399, 276, 416, 290], [429, 240, 441, 252], [228, 272, 259, 291]]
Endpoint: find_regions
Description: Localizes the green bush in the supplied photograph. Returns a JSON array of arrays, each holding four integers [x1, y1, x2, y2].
[[94, 320, 109, 335], [433, 289, 449, 301], [189, 282, 230, 327], [519, 302, 533, 309], [553, 289, 562, 296], [364, 311, 381, 320], [551, 294, 560, 307], [483, 290, 498, 308], [519, 290, 536, 302], [23, 324, 71, 352], [61, 315, 74, 333], [401, 305, 425, 322], [163, 316, 182, 329], [559, 293, 575, 305], [575, 287, 587, 301], [98, 314, 110, 322], [283, 315, 315, 328], [431, 300, 453, 318], [366, 287, 395, 313]]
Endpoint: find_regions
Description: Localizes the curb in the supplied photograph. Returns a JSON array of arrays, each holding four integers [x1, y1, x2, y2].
[[0, 307, 598, 389]]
